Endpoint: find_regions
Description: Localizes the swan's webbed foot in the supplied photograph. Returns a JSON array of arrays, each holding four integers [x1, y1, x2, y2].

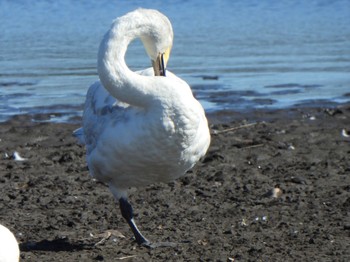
[[119, 198, 177, 248], [134, 234, 177, 248]]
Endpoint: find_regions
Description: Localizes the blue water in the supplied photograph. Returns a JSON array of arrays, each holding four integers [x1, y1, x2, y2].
[[1, 0, 350, 122]]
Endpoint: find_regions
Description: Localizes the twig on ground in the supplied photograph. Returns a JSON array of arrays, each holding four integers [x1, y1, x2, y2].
[[211, 122, 260, 135], [94, 231, 111, 246], [241, 144, 264, 149], [89, 230, 125, 247], [116, 255, 138, 260]]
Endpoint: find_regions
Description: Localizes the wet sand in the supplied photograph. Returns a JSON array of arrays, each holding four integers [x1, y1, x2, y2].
[[0, 104, 349, 261]]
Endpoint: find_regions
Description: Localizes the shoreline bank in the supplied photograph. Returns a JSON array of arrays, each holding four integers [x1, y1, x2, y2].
[[0, 104, 349, 260]]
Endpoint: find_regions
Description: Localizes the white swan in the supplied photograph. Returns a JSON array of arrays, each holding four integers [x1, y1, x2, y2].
[[75, 8, 210, 247], [0, 224, 20, 262]]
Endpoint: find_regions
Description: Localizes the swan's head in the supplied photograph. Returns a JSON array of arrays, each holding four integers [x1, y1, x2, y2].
[[99, 8, 173, 82], [136, 9, 173, 77]]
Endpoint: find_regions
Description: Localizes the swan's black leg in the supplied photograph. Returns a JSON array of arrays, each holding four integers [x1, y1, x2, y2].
[[119, 197, 150, 246], [119, 197, 177, 248]]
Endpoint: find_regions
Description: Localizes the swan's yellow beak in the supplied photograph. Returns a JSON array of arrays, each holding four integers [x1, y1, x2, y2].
[[152, 47, 171, 77]]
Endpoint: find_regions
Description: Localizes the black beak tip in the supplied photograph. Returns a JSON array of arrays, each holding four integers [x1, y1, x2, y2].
[[160, 68, 166, 77], [160, 54, 166, 77]]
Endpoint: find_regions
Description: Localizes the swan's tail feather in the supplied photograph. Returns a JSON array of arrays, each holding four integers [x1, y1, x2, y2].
[[73, 127, 85, 145]]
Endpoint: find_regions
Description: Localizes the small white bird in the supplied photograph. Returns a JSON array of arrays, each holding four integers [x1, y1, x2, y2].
[[0, 224, 20, 262], [75, 9, 210, 247]]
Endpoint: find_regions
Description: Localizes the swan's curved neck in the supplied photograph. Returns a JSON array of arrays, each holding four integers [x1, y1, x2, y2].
[[98, 17, 158, 108]]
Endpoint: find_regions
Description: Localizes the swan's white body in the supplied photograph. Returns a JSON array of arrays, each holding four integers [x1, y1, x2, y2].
[[79, 9, 210, 200], [0, 224, 19, 262]]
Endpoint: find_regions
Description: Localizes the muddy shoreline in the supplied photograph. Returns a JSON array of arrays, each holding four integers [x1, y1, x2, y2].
[[0, 104, 349, 261]]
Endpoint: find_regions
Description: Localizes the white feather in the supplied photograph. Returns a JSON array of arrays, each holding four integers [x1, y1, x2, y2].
[[12, 151, 27, 161]]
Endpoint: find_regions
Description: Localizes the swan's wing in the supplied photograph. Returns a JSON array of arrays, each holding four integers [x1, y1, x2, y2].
[[81, 81, 129, 154], [73, 81, 113, 145], [76, 68, 173, 150], [85, 81, 120, 114]]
